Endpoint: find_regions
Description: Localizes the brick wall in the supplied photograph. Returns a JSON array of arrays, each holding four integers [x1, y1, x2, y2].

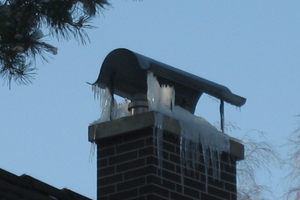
[[96, 127, 238, 200]]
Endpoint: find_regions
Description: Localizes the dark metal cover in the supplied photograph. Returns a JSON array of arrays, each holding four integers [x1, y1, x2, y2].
[[93, 48, 246, 113]]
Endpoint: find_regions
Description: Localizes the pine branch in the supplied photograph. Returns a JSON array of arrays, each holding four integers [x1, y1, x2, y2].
[[0, 0, 109, 87]]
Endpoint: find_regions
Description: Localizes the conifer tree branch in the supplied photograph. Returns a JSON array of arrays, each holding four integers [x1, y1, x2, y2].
[[0, 0, 109, 87]]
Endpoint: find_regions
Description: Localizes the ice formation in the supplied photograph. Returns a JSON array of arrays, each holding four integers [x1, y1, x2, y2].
[[91, 73, 230, 191], [91, 85, 130, 124], [147, 72, 230, 189]]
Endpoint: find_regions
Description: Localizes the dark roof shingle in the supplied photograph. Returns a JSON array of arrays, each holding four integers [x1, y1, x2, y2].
[[0, 168, 91, 200]]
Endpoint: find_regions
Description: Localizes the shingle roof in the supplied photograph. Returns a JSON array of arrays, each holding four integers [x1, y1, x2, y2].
[[0, 168, 91, 200]]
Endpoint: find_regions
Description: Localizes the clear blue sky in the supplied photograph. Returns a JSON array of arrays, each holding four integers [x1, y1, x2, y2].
[[1, 1, 299, 199]]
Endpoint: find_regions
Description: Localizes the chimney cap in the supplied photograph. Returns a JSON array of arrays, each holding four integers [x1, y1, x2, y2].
[[93, 48, 246, 113]]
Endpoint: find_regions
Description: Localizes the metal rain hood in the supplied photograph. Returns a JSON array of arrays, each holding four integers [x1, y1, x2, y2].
[[93, 48, 246, 113]]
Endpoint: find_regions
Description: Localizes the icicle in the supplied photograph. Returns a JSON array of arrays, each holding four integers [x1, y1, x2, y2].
[[89, 125, 98, 163], [89, 142, 96, 163], [202, 146, 209, 191], [147, 72, 175, 180], [111, 100, 130, 119], [91, 85, 130, 125], [147, 72, 174, 114], [175, 105, 229, 179], [235, 106, 242, 113], [92, 84, 100, 99], [154, 112, 164, 179], [147, 72, 160, 111], [146, 72, 231, 193], [92, 87, 112, 123], [179, 135, 185, 193]]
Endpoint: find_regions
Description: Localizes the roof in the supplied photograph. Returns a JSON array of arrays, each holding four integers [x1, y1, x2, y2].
[[0, 168, 91, 200], [93, 48, 246, 113]]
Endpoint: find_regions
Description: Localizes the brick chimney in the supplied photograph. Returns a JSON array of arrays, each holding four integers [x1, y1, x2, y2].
[[88, 48, 246, 200]]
